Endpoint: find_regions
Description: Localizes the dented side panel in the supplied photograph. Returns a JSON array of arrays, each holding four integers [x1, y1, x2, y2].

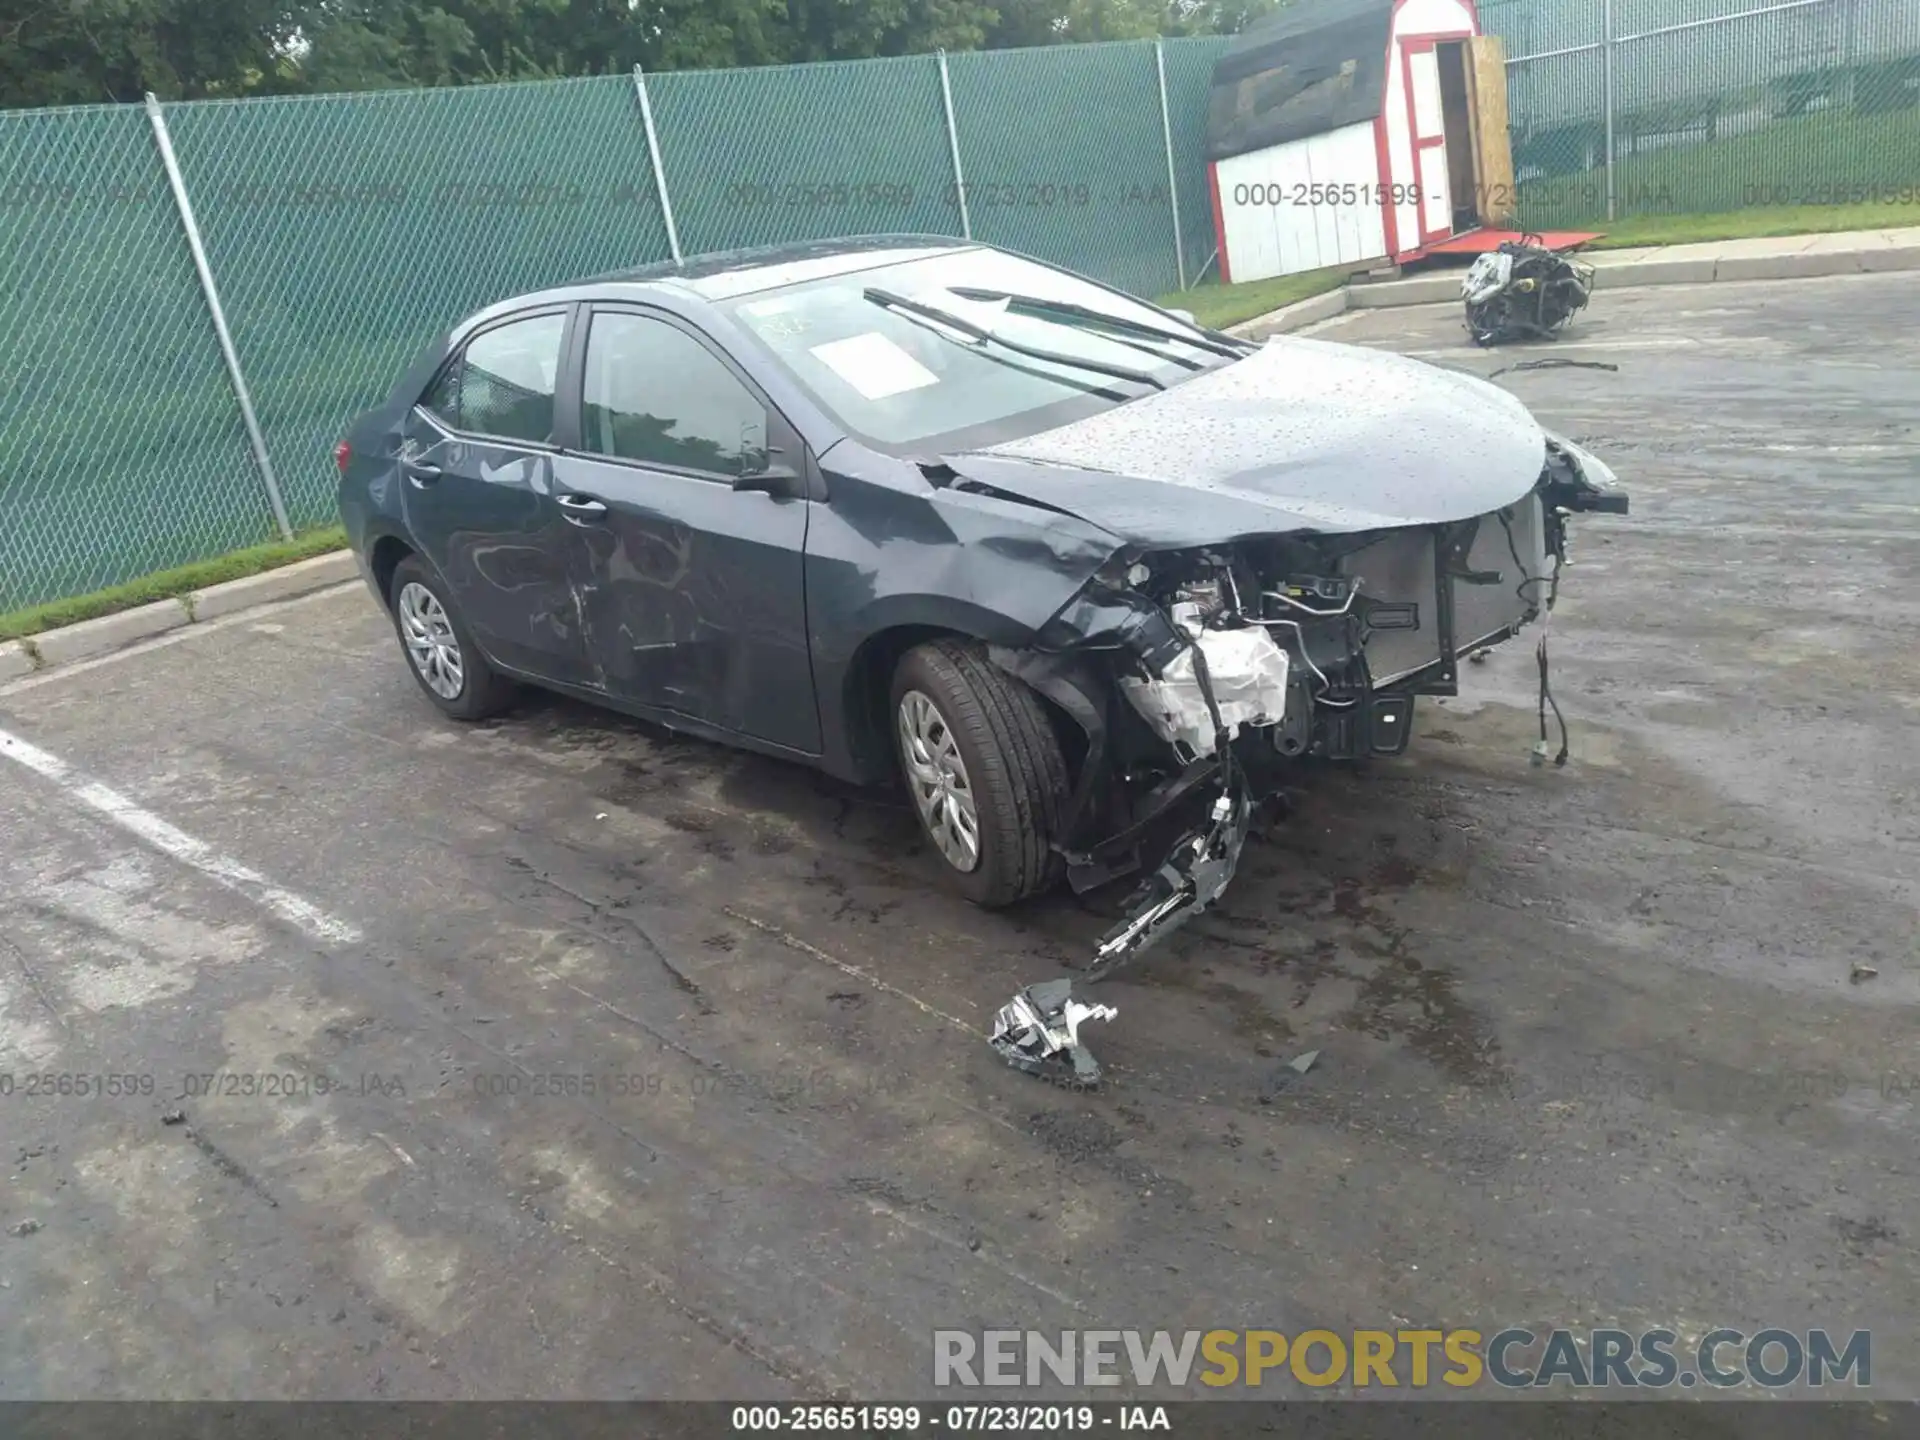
[[802, 446, 1125, 784], [396, 423, 599, 689], [554, 450, 821, 753]]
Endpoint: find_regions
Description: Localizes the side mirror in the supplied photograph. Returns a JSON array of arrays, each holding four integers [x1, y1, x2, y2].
[[1165, 307, 1198, 327], [736, 418, 801, 496], [734, 456, 801, 497]]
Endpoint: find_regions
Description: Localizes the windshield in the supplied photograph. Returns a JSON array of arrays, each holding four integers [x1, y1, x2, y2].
[[717, 248, 1225, 455]]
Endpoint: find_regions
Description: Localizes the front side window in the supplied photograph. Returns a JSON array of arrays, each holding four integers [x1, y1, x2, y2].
[[581, 312, 769, 476], [426, 312, 566, 443]]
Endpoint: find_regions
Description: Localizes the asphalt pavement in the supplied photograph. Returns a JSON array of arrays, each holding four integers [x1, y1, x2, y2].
[[1, 273, 1916, 1403]]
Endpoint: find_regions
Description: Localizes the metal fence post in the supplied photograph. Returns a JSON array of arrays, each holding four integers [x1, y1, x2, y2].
[[144, 93, 293, 542], [1603, 0, 1617, 221], [938, 51, 973, 240], [633, 64, 683, 264], [1154, 39, 1188, 293]]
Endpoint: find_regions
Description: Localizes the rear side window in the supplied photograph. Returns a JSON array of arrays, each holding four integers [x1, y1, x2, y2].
[[423, 312, 566, 444]]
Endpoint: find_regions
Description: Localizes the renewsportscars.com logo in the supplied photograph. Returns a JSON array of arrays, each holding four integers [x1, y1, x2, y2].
[[933, 1328, 1872, 1390]]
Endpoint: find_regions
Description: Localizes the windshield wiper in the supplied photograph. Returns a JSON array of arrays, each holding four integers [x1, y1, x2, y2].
[[946, 287, 1253, 360], [862, 287, 1166, 392]]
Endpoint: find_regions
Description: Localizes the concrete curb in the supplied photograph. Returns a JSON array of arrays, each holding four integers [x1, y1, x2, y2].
[[1229, 240, 1920, 336], [30, 598, 193, 668], [1228, 287, 1352, 340], [188, 550, 360, 623], [5, 549, 357, 677], [1592, 257, 1718, 288]]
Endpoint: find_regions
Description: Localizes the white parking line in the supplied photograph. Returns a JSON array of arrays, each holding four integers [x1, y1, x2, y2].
[[0, 724, 362, 946]]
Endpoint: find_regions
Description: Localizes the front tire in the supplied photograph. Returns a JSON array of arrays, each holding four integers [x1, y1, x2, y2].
[[389, 555, 518, 721], [891, 640, 1069, 908]]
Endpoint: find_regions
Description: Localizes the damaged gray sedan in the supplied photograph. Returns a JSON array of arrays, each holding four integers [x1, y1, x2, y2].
[[338, 236, 1627, 1018]]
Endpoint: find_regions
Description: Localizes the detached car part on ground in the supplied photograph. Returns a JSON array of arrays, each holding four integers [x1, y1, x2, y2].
[[1462, 238, 1597, 347], [335, 237, 1628, 1089]]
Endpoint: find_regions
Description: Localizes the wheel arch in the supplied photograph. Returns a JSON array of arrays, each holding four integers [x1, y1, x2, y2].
[[836, 604, 1087, 790], [840, 622, 971, 787], [367, 531, 417, 610]]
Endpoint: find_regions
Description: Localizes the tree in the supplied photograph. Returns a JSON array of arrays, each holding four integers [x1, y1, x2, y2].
[[984, 0, 1276, 49], [0, 0, 298, 106], [777, 0, 997, 63], [0, 0, 1279, 106], [295, 0, 793, 87]]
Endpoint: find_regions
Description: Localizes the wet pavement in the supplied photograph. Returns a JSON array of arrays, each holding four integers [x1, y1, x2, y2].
[[1, 273, 1917, 1401]]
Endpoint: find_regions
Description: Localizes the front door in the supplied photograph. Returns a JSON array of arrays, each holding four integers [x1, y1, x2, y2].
[[1402, 37, 1468, 247], [552, 306, 820, 754], [401, 307, 597, 688]]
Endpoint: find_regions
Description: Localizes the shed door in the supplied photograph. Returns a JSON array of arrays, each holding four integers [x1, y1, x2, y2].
[[1401, 38, 1458, 246]]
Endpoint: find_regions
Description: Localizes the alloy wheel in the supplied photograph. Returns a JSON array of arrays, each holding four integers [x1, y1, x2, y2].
[[897, 689, 980, 872], [397, 581, 465, 700]]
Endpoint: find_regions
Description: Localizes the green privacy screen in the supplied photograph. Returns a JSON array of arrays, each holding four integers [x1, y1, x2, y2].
[[947, 41, 1184, 300], [1160, 35, 1236, 286], [4, 11, 1919, 608], [160, 76, 676, 532], [646, 54, 964, 257], [0, 105, 270, 610]]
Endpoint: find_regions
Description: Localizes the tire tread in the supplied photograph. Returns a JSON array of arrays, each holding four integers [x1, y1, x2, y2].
[[896, 639, 1069, 907]]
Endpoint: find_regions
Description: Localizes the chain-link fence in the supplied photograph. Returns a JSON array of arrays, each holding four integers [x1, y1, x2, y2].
[[0, 39, 1226, 612], [1487, 0, 1920, 228], [0, 105, 272, 609], [2, 11, 1916, 609]]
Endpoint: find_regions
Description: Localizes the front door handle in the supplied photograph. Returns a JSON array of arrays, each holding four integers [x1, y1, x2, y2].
[[557, 494, 608, 522]]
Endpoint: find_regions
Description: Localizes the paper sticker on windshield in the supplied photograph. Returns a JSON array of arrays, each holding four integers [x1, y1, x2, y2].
[[810, 333, 938, 400]]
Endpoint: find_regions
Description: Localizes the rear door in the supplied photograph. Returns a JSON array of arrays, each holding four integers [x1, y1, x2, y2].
[[552, 305, 820, 754], [400, 306, 596, 687]]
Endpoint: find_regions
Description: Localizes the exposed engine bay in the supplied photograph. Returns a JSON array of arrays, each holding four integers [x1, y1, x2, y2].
[[1461, 238, 1597, 347], [984, 436, 1628, 1085]]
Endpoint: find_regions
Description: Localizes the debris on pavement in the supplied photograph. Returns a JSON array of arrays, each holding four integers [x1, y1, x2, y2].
[[160, 1108, 187, 1126], [1086, 780, 1253, 981], [1851, 963, 1880, 984], [1488, 359, 1620, 379], [1258, 1049, 1321, 1105], [7, 1218, 42, 1237], [989, 979, 1118, 1087], [1462, 239, 1596, 346]]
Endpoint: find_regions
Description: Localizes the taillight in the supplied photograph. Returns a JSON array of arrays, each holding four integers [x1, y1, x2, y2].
[[334, 440, 351, 475]]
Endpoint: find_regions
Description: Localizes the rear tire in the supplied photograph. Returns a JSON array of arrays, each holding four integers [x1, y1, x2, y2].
[[891, 640, 1069, 908], [389, 555, 518, 721]]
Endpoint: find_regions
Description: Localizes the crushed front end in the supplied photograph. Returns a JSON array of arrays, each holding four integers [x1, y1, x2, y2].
[[982, 437, 1627, 1080]]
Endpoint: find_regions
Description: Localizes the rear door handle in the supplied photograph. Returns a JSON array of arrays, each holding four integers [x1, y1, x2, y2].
[[402, 457, 441, 487], [557, 494, 608, 522]]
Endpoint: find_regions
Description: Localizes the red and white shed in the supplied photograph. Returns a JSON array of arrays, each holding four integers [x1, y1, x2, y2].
[[1204, 0, 1512, 284]]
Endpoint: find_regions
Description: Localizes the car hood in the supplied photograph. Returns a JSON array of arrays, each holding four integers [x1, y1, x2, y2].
[[941, 335, 1550, 549]]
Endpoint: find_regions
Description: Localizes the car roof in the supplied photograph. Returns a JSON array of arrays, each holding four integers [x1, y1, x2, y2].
[[465, 234, 980, 329]]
